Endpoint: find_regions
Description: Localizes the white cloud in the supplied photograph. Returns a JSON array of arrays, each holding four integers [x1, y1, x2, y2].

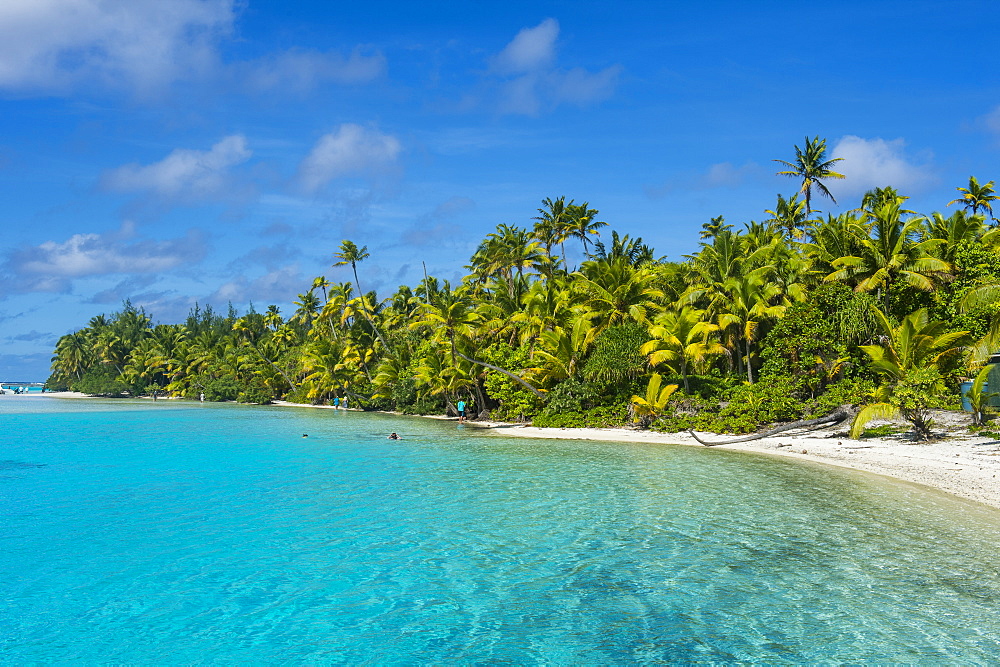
[[209, 265, 303, 305], [240, 47, 385, 93], [298, 124, 402, 193], [102, 135, 251, 201], [402, 196, 476, 246], [645, 162, 766, 198], [0, 0, 234, 95], [981, 105, 1000, 135], [2, 226, 206, 294], [87, 276, 159, 304], [484, 19, 620, 115], [550, 65, 622, 105], [829, 135, 936, 199], [699, 162, 765, 189], [492, 18, 559, 74]]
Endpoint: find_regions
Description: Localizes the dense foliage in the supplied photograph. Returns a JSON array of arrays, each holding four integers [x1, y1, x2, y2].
[[48, 150, 1000, 438]]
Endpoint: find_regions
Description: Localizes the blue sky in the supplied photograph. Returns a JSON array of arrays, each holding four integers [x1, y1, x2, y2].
[[1, 0, 998, 380]]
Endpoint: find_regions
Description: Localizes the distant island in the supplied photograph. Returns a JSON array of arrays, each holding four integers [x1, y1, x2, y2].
[[47, 139, 1000, 441]]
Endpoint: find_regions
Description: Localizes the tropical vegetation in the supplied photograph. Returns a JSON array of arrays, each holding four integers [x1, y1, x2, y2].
[[48, 140, 1000, 440]]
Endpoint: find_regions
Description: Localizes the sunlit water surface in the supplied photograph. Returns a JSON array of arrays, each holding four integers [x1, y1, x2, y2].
[[2, 397, 1000, 663]]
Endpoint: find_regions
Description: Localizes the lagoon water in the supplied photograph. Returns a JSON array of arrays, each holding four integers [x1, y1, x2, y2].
[[2, 398, 1000, 662]]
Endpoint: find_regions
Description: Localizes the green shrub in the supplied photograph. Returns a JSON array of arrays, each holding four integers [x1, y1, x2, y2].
[[532, 412, 588, 428], [540, 378, 602, 416], [238, 381, 273, 405], [74, 365, 128, 397], [201, 377, 241, 402], [45, 376, 70, 391], [532, 402, 629, 429]]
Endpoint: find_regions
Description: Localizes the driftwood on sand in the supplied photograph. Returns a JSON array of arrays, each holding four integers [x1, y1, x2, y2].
[[688, 405, 854, 446]]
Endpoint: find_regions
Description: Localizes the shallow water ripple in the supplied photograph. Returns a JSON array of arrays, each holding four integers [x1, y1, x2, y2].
[[2, 400, 1000, 662]]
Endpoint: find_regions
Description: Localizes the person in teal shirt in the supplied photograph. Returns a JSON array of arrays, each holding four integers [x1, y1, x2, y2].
[[457, 399, 466, 422]]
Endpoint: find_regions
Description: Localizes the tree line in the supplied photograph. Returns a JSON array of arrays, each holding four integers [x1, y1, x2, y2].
[[48, 138, 1000, 439]]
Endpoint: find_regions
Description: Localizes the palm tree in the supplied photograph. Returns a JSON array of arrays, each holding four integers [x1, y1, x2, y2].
[[631, 374, 680, 427], [566, 202, 607, 257], [850, 308, 970, 439], [948, 176, 998, 220], [291, 290, 322, 328], [826, 202, 951, 311], [533, 196, 574, 269], [574, 257, 665, 330], [410, 286, 481, 363], [699, 215, 731, 240], [312, 276, 330, 303], [764, 193, 809, 239], [589, 231, 657, 267], [774, 136, 846, 214], [800, 212, 868, 276], [859, 186, 912, 215], [232, 317, 297, 390], [965, 364, 997, 427], [714, 273, 785, 383], [920, 210, 989, 265], [263, 305, 283, 331], [642, 307, 726, 394], [51, 331, 93, 382], [468, 224, 545, 288], [528, 315, 597, 384], [333, 240, 390, 351]]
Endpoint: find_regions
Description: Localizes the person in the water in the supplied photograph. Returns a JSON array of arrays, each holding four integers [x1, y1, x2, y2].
[[388, 432, 401, 440]]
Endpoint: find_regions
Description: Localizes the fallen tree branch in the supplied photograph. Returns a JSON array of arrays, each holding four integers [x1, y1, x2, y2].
[[688, 405, 854, 446]]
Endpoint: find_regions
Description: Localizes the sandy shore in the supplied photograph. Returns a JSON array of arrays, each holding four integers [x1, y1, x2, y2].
[[0, 390, 88, 398]]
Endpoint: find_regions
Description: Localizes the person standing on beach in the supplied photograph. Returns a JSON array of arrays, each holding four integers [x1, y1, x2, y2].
[[333, 396, 340, 409], [457, 399, 466, 423], [342, 396, 349, 410]]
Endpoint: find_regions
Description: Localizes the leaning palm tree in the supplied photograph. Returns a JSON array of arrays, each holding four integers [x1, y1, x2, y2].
[[332, 240, 390, 352], [948, 176, 998, 220], [774, 136, 846, 214]]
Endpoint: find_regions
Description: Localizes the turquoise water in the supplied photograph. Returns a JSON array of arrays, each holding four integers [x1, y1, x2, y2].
[[2, 398, 1000, 662]]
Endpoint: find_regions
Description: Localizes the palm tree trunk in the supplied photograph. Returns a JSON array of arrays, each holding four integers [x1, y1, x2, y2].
[[246, 340, 298, 389], [351, 262, 392, 353], [744, 337, 753, 383]]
